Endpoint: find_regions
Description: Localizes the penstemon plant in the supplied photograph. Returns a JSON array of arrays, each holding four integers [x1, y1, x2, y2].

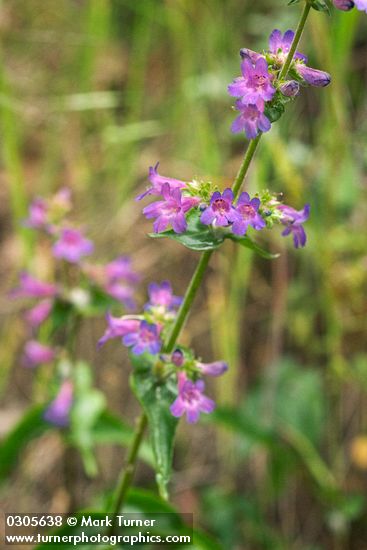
[[7, 0, 366, 543], [100, 0, 364, 514]]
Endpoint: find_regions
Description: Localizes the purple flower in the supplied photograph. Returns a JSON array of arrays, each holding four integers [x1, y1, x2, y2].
[[228, 57, 275, 110], [171, 349, 185, 367], [22, 340, 55, 368], [354, 0, 367, 12], [268, 29, 307, 62], [104, 282, 136, 310], [197, 361, 228, 377], [44, 380, 73, 428], [143, 183, 199, 234], [136, 162, 187, 201], [11, 272, 58, 299], [146, 281, 182, 311], [232, 192, 266, 236], [278, 203, 310, 248], [24, 299, 53, 327], [98, 313, 141, 348], [123, 320, 161, 355], [200, 188, 239, 227], [239, 48, 263, 63], [231, 102, 271, 140], [170, 372, 215, 424], [295, 64, 331, 87], [279, 80, 300, 98], [53, 228, 94, 263], [105, 256, 140, 284], [24, 197, 48, 229], [333, 0, 354, 9]]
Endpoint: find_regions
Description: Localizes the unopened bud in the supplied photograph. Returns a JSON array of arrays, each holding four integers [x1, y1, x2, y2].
[[279, 80, 300, 97], [296, 64, 331, 88], [171, 349, 184, 367], [333, 0, 354, 10]]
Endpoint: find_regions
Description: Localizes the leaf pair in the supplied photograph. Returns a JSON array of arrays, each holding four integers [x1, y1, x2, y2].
[[129, 353, 178, 500], [150, 209, 278, 259]]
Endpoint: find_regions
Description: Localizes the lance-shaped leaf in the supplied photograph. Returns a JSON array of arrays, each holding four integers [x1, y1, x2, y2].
[[226, 234, 279, 259], [130, 353, 178, 500]]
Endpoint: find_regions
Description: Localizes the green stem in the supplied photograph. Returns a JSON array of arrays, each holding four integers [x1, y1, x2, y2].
[[279, 1, 311, 80], [163, 250, 213, 353], [232, 134, 261, 198], [108, 412, 148, 530], [110, 0, 312, 513]]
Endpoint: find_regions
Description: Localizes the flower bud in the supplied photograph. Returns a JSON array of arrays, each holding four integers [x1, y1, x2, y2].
[[333, 0, 354, 10], [197, 361, 228, 377], [171, 349, 184, 367], [296, 64, 331, 87], [279, 80, 300, 97], [239, 48, 263, 63]]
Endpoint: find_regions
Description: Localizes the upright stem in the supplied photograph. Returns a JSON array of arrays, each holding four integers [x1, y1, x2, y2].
[[232, 135, 261, 198], [163, 250, 213, 353], [279, 1, 311, 80], [110, 0, 312, 512], [108, 413, 148, 524]]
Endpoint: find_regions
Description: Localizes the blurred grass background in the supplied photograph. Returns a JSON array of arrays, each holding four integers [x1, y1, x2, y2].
[[1, 1, 367, 548]]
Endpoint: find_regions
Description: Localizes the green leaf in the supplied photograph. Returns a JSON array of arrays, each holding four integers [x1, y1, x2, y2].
[[264, 101, 285, 123], [227, 234, 279, 260], [149, 209, 225, 251], [310, 0, 331, 13], [130, 354, 178, 500], [0, 405, 50, 482]]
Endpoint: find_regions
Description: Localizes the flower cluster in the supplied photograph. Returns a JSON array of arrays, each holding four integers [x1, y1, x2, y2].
[[333, 0, 367, 12], [138, 165, 310, 248], [12, 189, 140, 428], [229, 29, 331, 140], [99, 281, 227, 423]]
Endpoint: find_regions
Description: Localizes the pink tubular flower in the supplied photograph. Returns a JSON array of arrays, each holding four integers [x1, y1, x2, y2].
[[22, 340, 55, 368], [105, 256, 140, 284], [268, 29, 307, 62], [98, 313, 141, 348], [197, 361, 228, 377], [53, 228, 94, 263], [170, 372, 215, 424], [44, 380, 73, 428], [136, 162, 187, 201], [11, 272, 58, 299], [24, 299, 53, 327], [231, 102, 271, 140], [143, 183, 199, 234], [200, 188, 239, 227], [278, 203, 310, 249], [232, 192, 266, 236], [24, 197, 48, 229], [228, 57, 275, 110], [146, 281, 182, 311], [354, 0, 367, 12], [123, 320, 161, 355]]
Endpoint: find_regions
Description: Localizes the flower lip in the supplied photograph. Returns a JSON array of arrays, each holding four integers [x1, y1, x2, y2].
[[201, 189, 239, 227], [170, 372, 215, 424]]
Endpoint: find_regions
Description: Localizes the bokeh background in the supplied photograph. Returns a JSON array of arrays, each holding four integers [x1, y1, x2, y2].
[[1, 1, 367, 549]]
